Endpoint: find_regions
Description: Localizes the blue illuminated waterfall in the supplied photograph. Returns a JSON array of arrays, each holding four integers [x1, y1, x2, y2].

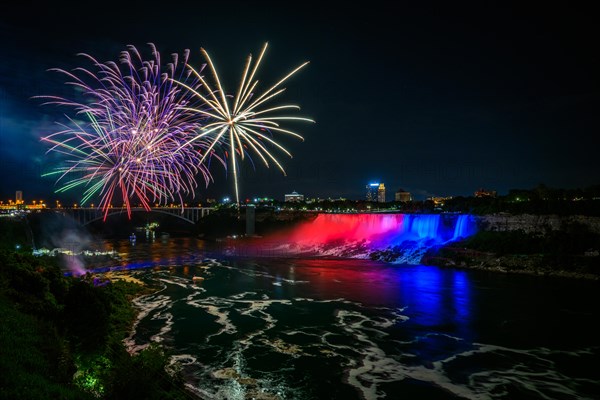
[[285, 213, 478, 264]]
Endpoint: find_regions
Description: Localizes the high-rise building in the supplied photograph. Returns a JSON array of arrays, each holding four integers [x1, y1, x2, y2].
[[366, 183, 379, 201], [395, 189, 412, 202], [377, 183, 386, 203], [15, 190, 23, 203]]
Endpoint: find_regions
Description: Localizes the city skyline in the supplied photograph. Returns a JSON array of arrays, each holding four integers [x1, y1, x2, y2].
[[1, 2, 598, 204]]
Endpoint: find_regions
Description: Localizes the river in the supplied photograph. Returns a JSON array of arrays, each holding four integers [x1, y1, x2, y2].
[[87, 236, 600, 400]]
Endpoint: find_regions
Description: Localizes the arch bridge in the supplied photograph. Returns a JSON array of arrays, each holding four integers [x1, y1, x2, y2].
[[59, 207, 213, 225]]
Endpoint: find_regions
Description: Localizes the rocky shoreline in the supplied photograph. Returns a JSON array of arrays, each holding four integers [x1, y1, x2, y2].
[[420, 247, 600, 281], [476, 213, 600, 234]]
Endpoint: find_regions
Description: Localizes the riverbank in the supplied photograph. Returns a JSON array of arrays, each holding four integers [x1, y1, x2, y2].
[[421, 248, 600, 280], [0, 250, 190, 399], [419, 227, 600, 280]]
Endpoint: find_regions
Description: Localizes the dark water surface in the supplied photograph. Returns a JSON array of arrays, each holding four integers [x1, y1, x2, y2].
[[98, 237, 599, 399]]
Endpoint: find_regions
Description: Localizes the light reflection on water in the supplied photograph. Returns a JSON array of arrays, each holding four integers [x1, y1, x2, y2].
[[90, 237, 598, 400]]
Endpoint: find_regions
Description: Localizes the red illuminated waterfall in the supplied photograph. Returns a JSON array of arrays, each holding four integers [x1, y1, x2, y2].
[[268, 213, 476, 264]]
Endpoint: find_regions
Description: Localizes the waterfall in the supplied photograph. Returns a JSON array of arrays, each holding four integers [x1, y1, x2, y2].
[[452, 214, 472, 240], [278, 213, 477, 264]]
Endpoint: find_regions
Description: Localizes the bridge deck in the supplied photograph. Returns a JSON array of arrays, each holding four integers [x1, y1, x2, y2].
[[58, 207, 214, 225]]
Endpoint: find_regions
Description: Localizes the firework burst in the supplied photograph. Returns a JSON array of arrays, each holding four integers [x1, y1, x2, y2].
[[173, 42, 314, 206], [39, 44, 221, 220]]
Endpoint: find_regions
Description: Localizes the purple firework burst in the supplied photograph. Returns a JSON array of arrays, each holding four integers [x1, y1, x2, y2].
[[39, 44, 222, 220]]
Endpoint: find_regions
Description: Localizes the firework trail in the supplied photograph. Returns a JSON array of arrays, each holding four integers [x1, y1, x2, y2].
[[173, 42, 314, 207], [39, 44, 223, 220]]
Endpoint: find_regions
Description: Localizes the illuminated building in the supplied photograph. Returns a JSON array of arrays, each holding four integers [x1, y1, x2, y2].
[[366, 183, 380, 201], [395, 189, 412, 202], [252, 197, 274, 204], [474, 188, 497, 198], [428, 196, 453, 207], [0, 196, 46, 211], [284, 191, 304, 202], [377, 183, 386, 203]]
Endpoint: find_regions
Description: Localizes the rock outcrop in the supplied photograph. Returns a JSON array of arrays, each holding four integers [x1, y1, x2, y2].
[[476, 214, 600, 234]]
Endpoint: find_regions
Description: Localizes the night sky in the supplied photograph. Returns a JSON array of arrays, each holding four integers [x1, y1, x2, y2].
[[1, 1, 598, 203]]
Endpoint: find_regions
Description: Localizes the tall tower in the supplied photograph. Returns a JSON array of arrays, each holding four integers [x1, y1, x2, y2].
[[15, 190, 23, 204], [377, 183, 386, 203], [366, 183, 379, 201]]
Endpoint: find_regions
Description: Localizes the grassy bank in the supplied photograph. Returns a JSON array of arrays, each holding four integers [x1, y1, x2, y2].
[[0, 250, 190, 399]]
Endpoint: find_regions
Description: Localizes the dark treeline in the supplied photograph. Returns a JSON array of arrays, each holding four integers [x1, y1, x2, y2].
[[220, 184, 600, 217], [443, 184, 600, 216], [194, 208, 315, 239], [0, 247, 190, 399]]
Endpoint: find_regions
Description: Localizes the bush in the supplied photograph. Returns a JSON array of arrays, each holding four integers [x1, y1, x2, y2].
[[106, 344, 188, 400], [1, 250, 189, 399], [0, 297, 92, 400], [63, 280, 111, 354]]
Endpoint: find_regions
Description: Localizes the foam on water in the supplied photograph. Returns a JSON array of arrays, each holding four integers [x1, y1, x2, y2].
[[121, 259, 597, 399], [150, 311, 174, 344], [158, 277, 194, 289], [334, 309, 487, 400], [124, 286, 171, 354]]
